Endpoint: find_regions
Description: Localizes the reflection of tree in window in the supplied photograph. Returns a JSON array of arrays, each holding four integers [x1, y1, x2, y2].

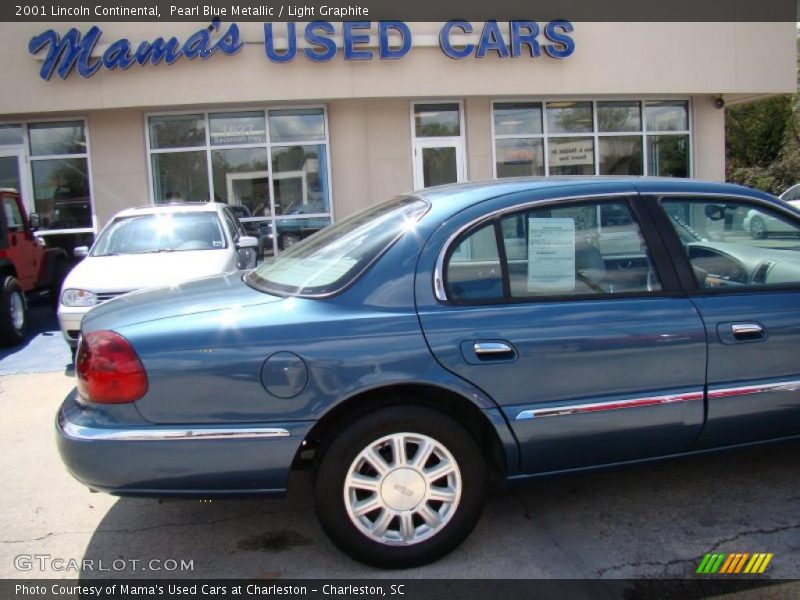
[[648, 136, 689, 177], [32, 158, 91, 229]]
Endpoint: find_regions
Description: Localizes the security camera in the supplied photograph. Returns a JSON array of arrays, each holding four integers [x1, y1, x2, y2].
[[713, 96, 725, 109]]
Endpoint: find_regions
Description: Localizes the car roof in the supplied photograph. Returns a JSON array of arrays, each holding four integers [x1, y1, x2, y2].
[[412, 176, 778, 218], [112, 202, 225, 218]]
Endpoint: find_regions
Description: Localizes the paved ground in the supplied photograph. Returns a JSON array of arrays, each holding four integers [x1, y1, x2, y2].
[[1, 371, 799, 584], [0, 299, 72, 377]]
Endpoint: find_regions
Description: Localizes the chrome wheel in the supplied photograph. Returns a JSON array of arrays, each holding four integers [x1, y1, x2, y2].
[[9, 290, 24, 332], [344, 432, 462, 546], [751, 216, 767, 239]]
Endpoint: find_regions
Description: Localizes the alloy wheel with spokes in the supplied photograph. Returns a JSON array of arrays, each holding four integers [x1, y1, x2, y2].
[[314, 405, 487, 568], [344, 432, 462, 546]]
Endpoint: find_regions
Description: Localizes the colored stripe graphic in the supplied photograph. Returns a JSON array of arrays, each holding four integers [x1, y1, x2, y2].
[[698, 553, 773, 574]]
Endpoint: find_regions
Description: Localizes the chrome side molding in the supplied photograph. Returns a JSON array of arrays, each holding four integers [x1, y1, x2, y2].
[[708, 380, 800, 399], [515, 390, 704, 420], [58, 413, 290, 441]]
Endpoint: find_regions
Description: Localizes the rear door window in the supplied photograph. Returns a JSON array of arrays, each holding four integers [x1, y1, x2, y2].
[[444, 199, 661, 302]]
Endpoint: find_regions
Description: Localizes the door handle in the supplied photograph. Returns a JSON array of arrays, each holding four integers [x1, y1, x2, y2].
[[473, 342, 513, 355], [731, 323, 766, 341]]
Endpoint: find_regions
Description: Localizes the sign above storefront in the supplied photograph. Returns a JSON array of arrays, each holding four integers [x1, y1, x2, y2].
[[28, 20, 575, 80]]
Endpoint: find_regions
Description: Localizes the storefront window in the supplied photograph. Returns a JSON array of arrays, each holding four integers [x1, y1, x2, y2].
[[211, 147, 269, 213], [492, 99, 690, 178], [149, 114, 205, 149], [414, 104, 461, 137], [147, 107, 331, 257], [210, 112, 266, 146], [599, 136, 643, 175], [647, 135, 690, 177], [548, 137, 595, 175], [645, 101, 689, 132], [0, 125, 23, 146], [269, 109, 325, 143], [598, 101, 641, 132], [272, 144, 329, 216], [151, 151, 209, 202], [546, 101, 593, 134], [29, 121, 92, 231]]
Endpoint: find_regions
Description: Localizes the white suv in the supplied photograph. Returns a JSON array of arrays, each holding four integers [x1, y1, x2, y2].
[[58, 203, 258, 353]]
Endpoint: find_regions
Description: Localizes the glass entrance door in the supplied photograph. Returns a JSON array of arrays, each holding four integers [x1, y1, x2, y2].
[[411, 102, 466, 189], [413, 140, 465, 188]]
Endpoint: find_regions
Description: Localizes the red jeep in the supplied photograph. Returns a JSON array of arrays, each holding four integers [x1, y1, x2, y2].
[[0, 189, 69, 346]]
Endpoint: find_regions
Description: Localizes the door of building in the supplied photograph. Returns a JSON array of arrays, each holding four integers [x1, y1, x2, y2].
[[411, 102, 466, 189]]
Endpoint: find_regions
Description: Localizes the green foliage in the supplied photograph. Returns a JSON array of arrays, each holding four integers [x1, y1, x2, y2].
[[725, 41, 800, 195]]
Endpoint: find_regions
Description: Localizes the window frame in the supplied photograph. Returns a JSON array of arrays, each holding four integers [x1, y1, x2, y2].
[[490, 98, 693, 179], [0, 117, 96, 236], [436, 192, 680, 306], [144, 104, 334, 257], [649, 193, 800, 296]]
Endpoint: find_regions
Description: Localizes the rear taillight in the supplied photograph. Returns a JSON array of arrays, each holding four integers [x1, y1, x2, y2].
[[76, 330, 148, 404]]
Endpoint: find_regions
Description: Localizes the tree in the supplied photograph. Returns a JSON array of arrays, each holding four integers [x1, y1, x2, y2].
[[726, 38, 800, 194]]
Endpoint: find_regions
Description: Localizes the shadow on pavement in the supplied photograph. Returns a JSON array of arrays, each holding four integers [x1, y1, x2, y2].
[[0, 296, 73, 375], [78, 441, 800, 580]]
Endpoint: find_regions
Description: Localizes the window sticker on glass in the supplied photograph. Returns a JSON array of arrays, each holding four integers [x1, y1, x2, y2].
[[527, 218, 576, 292]]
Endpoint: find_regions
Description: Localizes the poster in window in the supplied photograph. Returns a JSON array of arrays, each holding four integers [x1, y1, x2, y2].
[[527, 218, 576, 292]]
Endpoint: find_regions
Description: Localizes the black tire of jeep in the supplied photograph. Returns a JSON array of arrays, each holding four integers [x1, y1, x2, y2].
[[0, 276, 26, 347], [314, 406, 487, 568], [49, 259, 68, 312]]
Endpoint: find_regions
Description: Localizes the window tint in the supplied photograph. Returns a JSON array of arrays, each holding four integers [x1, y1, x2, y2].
[[501, 201, 659, 297], [661, 198, 800, 289], [446, 222, 503, 302], [444, 200, 661, 302]]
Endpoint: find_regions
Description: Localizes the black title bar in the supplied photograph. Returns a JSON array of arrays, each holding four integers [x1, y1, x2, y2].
[[2, 0, 798, 22]]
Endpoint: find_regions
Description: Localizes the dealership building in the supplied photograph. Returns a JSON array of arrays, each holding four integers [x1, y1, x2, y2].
[[0, 20, 795, 255]]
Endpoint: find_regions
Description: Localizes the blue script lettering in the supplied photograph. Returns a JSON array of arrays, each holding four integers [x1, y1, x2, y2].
[[29, 21, 243, 80]]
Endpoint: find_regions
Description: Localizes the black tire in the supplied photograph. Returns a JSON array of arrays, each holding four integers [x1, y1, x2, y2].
[[49, 259, 68, 312], [0, 276, 26, 347], [750, 216, 768, 239], [314, 405, 487, 568]]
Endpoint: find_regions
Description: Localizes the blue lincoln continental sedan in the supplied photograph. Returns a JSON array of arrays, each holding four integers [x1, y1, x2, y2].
[[57, 177, 800, 567]]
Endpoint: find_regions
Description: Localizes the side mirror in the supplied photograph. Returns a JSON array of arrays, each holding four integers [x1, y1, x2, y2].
[[73, 246, 89, 259], [236, 236, 259, 250], [28, 213, 40, 229]]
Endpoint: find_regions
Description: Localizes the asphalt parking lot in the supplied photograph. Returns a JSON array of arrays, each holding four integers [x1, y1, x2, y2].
[[1, 310, 800, 585]]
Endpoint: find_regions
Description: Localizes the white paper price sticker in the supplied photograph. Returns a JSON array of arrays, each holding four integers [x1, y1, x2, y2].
[[527, 218, 576, 292]]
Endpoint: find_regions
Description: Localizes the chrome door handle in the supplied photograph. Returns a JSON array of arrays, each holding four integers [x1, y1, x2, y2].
[[473, 342, 514, 355], [731, 323, 765, 341]]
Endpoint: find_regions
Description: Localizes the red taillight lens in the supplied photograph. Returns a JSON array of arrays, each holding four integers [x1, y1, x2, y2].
[[76, 330, 148, 404]]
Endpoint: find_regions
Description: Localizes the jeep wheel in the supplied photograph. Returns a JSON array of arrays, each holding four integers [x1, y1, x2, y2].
[[314, 406, 487, 568], [0, 276, 26, 346]]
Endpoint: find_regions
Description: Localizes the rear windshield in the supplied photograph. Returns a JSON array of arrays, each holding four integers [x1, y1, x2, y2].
[[92, 212, 226, 256], [245, 196, 429, 296]]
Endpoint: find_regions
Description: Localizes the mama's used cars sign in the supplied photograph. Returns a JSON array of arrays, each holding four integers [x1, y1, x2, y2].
[[29, 20, 575, 80]]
